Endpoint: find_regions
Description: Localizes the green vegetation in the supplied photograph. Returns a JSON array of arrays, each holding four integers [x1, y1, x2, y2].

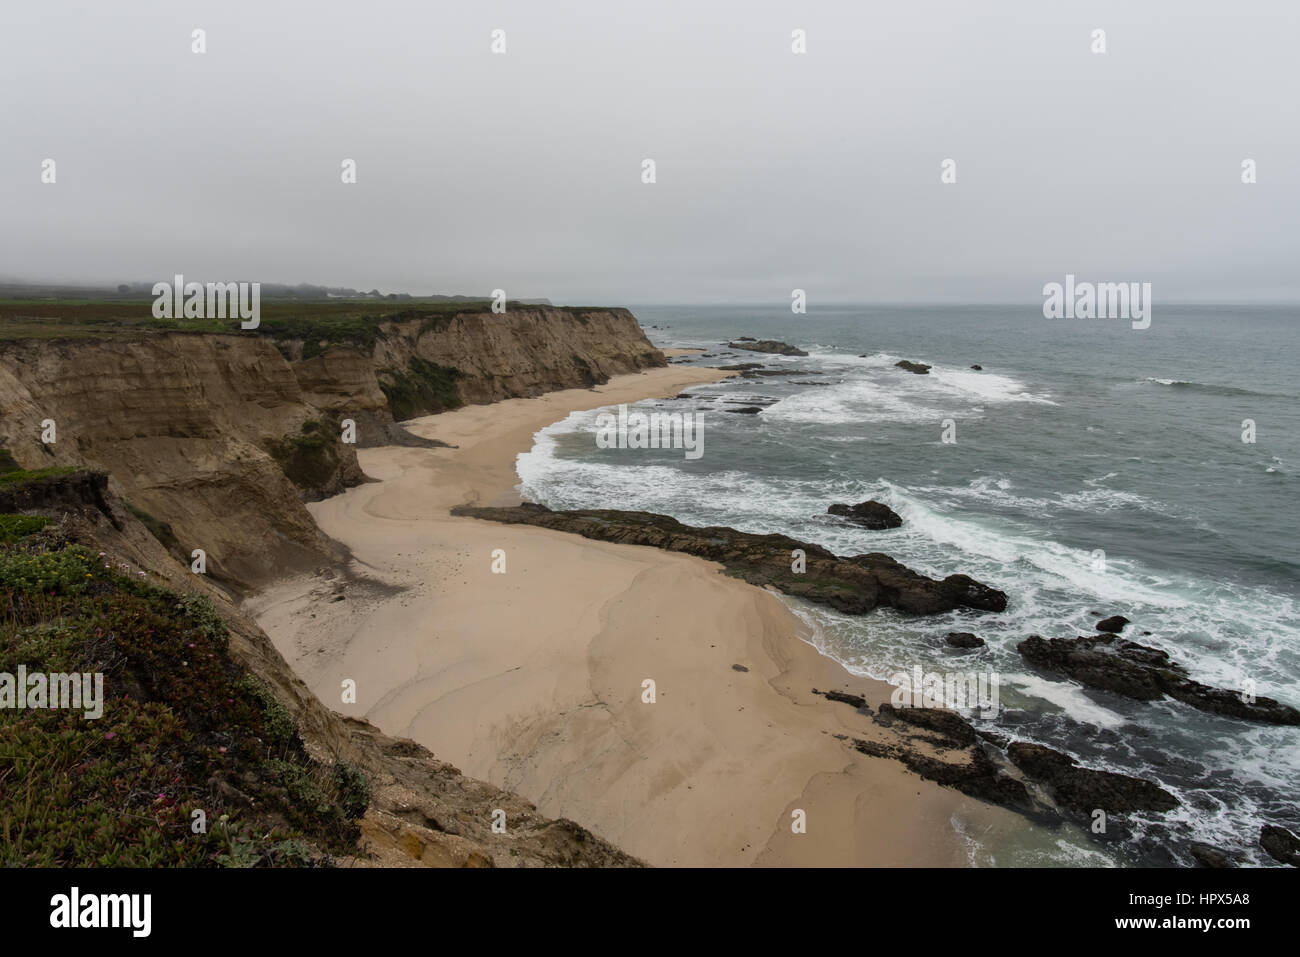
[[0, 466, 80, 488], [0, 297, 615, 346], [0, 298, 505, 345], [0, 520, 371, 866], [267, 432, 340, 492], [0, 515, 50, 544], [378, 357, 463, 420]]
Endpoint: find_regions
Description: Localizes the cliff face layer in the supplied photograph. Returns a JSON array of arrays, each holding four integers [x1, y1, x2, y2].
[[374, 308, 663, 404], [0, 307, 663, 589]]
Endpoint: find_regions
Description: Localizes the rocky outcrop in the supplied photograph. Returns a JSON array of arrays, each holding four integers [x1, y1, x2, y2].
[[1189, 843, 1239, 868], [1007, 742, 1179, 813], [0, 468, 113, 516], [1260, 825, 1300, 867], [828, 499, 903, 529], [876, 703, 976, 747], [819, 690, 1181, 832], [726, 339, 808, 357], [1096, 615, 1130, 633], [1018, 634, 1300, 725], [895, 360, 931, 374], [812, 688, 868, 710], [451, 502, 1008, 616], [378, 308, 664, 404], [946, 631, 985, 649]]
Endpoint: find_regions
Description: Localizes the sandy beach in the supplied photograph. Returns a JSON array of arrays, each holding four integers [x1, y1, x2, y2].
[[248, 364, 1027, 866]]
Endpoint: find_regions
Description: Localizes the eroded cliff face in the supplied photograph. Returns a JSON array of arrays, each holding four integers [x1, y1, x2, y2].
[[0, 335, 348, 588], [375, 307, 663, 404], [0, 307, 663, 591]]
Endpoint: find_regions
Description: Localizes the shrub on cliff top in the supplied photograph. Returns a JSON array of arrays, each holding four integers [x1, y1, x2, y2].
[[0, 530, 371, 866], [267, 432, 340, 493], [378, 357, 463, 420], [0, 466, 81, 489], [0, 514, 50, 544]]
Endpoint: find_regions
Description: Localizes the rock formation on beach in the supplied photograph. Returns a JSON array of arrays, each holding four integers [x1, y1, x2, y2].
[[1018, 633, 1300, 725], [1260, 825, 1300, 867], [451, 502, 1008, 616], [816, 692, 1183, 843], [945, 631, 985, 648], [895, 359, 931, 374], [828, 499, 903, 529], [726, 339, 809, 356]]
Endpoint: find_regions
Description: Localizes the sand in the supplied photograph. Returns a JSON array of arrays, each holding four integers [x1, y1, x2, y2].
[[248, 365, 1027, 866]]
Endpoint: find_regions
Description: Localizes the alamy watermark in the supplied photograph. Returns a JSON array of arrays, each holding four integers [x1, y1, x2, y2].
[[0, 666, 104, 719], [594, 404, 704, 460], [151, 274, 260, 329], [1042, 274, 1151, 329], [888, 665, 1000, 718]]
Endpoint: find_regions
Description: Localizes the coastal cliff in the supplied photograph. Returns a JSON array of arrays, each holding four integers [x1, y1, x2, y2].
[[0, 468, 639, 866], [0, 300, 661, 868], [0, 306, 664, 589]]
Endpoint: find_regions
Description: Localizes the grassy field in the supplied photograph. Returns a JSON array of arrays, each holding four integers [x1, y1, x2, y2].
[[0, 298, 622, 346]]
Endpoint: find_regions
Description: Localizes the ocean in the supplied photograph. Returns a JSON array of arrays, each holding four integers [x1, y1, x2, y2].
[[516, 303, 1300, 866]]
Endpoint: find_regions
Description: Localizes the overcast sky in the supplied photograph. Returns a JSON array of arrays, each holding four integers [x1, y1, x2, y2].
[[2, 0, 1296, 304]]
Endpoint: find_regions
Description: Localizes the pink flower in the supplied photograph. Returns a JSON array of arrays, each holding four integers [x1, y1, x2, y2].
[[104, 731, 116, 739]]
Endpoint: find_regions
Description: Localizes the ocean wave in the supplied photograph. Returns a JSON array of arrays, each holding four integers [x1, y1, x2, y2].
[[761, 355, 1054, 426], [1142, 376, 1292, 399]]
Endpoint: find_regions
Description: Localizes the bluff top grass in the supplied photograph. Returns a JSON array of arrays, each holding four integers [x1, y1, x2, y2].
[[0, 298, 622, 345]]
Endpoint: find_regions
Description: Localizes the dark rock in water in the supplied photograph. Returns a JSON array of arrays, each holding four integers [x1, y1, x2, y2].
[[717, 362, 765, 371], [970, 364, 983, 370], [1190, 843, 1238, 868], [451, 503, 1008, 617], [727, 339, 809, 357], [895, 360, 931, 374], [877, 703, 976, 747], [850, 736, 1034, 811], [735, 336, 756, 341], [828, 500, 903, 530], [1096, 615, 1130, 633], [723, 406, 763, 414], [731, 664, 749, 673], [858, 354, 868, 358], [935, 573, 1008, 612], [1007, 742, 1180, 813], [813, 688, 868, 710], [1260, 824, 1300, 866], [1017, 634, 1300, 725], [946, 631, 985, 649]]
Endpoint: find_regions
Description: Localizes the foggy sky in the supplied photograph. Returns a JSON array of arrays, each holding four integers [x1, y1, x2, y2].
[[2, 0, 1297, 305]]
